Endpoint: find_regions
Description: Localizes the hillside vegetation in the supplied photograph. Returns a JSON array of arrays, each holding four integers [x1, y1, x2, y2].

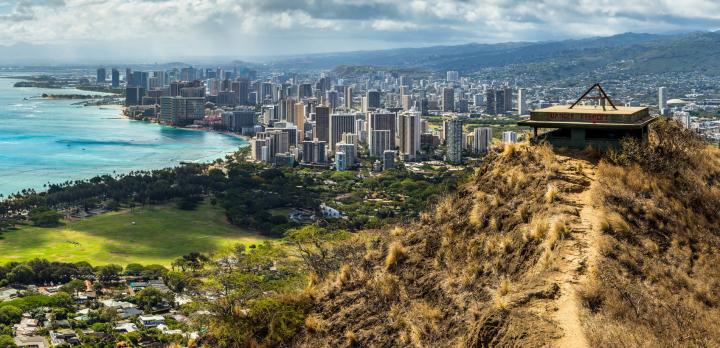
[[581, 120, 720, 346], [286, 119, 720, 347]]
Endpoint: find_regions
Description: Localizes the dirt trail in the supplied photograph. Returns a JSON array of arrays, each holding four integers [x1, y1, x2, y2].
[[551, 156, 600, 348]]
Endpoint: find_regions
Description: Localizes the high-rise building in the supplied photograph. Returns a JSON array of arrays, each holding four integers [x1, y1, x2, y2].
[[326, 90, 339, 109], [366, 90, 381, 110], [472, 127, 493, 154], [335, 151, 348, 171], [111, 69, 120, 88], [96, 68, 106, 83], [502, 131, 518, 144], [382, 150, 396, 170], [486, 89, 506, 115], [302, 140, 327, 165], [344, 86, 353, 109], [257, 130, 290, 159], [234, 79, 250, 105], [401, 95, 412, 111], [397, 112, 421, 160], [124, 86, 145, 106], [125, 68, 133, 86], [445, 117, 463, 163], [442, 87, 454, 112], [294, 102, 306, 142], [503, 87, 513, 113], [159, 96, 205, 126], [299, 83, 313, 99], [369, 130, 392, 157], [329, 114, 356, 153], [368, 112, 396, 149], [517, 88, 528, 115], [222, 110, 256, 132], [446, 71, 459, 82], [659, 87, 667, 110], [335, 142, 356, 165], [314, 106, 330, 143]]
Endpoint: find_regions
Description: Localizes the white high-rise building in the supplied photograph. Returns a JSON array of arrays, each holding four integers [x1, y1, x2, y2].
[[446, 70, 459, 82], [369, 129, 392, 157], [472, 127, 493, 154], [502, 131, 518, 144], [517, 88, 528, 116], [658, 87, 667, 110]]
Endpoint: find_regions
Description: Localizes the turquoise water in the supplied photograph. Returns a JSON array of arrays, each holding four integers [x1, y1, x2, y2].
[[0, 77, 245, 196]]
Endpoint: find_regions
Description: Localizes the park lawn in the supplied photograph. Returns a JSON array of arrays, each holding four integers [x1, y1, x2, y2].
[[0, 202, 270, 266]]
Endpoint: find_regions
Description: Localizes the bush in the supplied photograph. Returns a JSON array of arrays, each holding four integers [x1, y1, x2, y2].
[[28, 207, 61, 227]]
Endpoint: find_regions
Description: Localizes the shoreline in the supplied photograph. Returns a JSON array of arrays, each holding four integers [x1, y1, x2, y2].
[[119, 107, 251, 142]]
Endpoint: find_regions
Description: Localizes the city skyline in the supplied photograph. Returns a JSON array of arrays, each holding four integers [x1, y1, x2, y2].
[[2, 0, 720, 63]]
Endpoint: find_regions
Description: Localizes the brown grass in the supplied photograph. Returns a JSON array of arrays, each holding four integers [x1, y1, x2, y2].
[[385, 241, 406, 270]]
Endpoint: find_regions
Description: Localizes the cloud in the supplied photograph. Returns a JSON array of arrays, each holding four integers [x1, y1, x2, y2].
[[0, 0, 719, 61]]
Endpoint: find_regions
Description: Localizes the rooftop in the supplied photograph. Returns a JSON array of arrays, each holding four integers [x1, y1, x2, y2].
[[531, 104, 647, 116]]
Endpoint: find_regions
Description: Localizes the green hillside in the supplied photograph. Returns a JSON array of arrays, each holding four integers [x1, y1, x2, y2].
[[0, 202, 269, 266]]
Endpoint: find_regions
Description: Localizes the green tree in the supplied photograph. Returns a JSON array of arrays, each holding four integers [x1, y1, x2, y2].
[[7, 265, 34, 285], [0, 334, 16, 348], [124, 264, 144, 276], [28, 207, 61, 227], [95, 264, 122, 282], [0, 306, 21, 325], [60, 279, 86, 298], [135, 287, 173, 311]]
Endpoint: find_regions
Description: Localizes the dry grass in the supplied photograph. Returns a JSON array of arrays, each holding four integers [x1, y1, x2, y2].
[[304, 314, 326, 334], [582, 120, 720, 347], [544, 184, 559, 204], [293, 140, 581, 348], [385, 241, 406, 270]]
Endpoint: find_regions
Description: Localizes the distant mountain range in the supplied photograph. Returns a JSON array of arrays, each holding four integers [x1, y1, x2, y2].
[[268, 31, 720, 75]]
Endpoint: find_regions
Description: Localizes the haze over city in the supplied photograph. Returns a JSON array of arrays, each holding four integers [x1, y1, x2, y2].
[[2, 0, 720, 63]]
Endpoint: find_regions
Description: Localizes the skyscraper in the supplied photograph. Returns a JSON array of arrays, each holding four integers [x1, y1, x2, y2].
[[368, 112, 397, 149], [326, 90, 339, 109], [314, 106, 330, 143], [329, 114, 356, 153], [658, 87, 667, 110], [294, 102, 306, 142], [446, 71, 459, 82], [397, 112, 421, 160], [472, 127, 493, 154], [445, 117, 463, 163], [344, 86, 353, 109], [503, 87, 513, 113], [517, 88, 528, 115], [442, 87, 454, 112], [502, 131, 518, 144], [96, 68, 106, 83], [369, 130, 392, 157], [366, 90, 381, 110], [111, 69, 119, 88], [235, 79, 250, 105]]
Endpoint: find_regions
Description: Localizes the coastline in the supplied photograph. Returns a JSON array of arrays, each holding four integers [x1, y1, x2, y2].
[[0, 80, 248, 197], [119, 106, 252, 142]]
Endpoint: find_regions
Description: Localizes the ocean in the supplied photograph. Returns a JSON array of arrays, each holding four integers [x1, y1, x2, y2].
[[0, 77, 246, 196]]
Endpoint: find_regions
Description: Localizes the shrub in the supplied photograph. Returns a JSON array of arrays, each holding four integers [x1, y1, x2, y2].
[[28, 207, 61, 227], [385, 242, 406, 270]]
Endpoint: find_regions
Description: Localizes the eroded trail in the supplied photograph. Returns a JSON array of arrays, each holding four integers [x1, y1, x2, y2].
[[551, 156, 600, 348]]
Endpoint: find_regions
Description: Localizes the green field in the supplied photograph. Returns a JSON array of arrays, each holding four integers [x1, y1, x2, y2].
[[0, 202, 269, 266]]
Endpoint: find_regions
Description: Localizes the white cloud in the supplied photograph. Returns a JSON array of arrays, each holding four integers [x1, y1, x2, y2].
[[0, 0, 719, 59]]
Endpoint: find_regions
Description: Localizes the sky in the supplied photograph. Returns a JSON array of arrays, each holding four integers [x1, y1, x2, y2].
[[1, 0, 720, 63]]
